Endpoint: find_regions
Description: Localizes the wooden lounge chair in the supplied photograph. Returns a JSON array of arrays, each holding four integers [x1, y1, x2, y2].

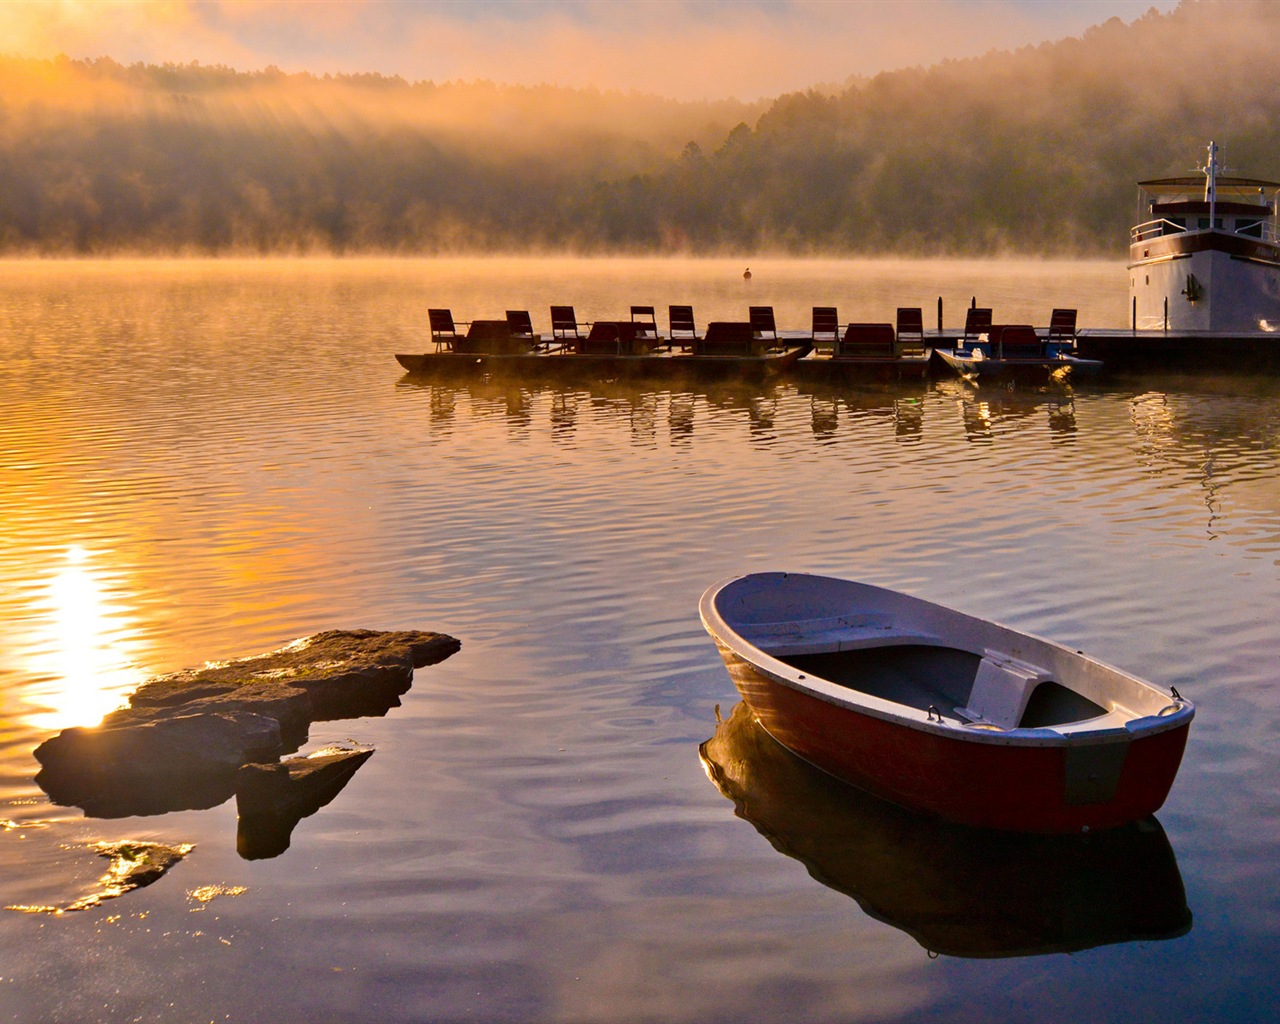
[[550, 306, 591, 349], [962, 307, 992, 343], [749, 306, 779, 347], [1048, 309, 1078, 346], [669, 305, 701, 349], [631, 305, 661, 347], [811, 307, 840, 351], [506, 310, 536, 344], [896, 307, 926, 357], [428, 308, 469, 352], [836, 323, 897, 359]]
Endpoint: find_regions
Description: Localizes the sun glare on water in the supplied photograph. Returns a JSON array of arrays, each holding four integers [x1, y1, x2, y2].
[[24, 545, 143, 731]]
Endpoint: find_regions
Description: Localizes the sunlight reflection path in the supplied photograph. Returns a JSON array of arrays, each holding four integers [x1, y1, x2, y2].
[[22, 545, 143, 731]]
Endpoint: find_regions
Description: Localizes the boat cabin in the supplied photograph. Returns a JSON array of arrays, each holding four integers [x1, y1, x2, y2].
[[1128, 141, 1280, 332], [1132, 178, 1279, 245]]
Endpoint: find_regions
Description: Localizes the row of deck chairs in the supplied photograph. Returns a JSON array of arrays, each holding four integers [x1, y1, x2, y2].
[[428, 305, 793, 352], [428, 305, 1079, 353], [551, 305, 792, 349]]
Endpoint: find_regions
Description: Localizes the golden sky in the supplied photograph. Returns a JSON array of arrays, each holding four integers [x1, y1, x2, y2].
[[3, 0, 1178, 101]]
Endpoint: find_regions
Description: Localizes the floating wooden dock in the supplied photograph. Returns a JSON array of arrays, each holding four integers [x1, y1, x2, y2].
[[1074, 329, 1280, 372]]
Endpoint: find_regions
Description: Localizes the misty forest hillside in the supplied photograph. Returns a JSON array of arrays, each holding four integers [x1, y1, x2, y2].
[[2, 0, 1278, 256]]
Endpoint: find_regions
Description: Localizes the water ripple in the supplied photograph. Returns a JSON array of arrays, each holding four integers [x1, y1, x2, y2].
[[5, 260, 1280, 1023]]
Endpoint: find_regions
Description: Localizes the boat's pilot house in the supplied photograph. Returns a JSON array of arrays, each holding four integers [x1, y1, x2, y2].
[[1132, 179, 1279, 242]]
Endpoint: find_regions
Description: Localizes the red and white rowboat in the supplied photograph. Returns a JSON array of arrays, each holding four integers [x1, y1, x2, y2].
[[699, 572, 1194, 833]]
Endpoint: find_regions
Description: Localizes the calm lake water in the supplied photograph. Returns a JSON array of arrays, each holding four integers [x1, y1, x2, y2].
[[2, 257, 1279, 1023]]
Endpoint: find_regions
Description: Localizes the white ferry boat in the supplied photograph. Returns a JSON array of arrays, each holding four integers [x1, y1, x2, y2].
[[1129, 142, 1280, 332]]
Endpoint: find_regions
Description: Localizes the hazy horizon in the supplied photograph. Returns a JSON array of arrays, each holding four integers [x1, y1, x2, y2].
[[4, 1, 1272, 258], [4, 0, 1178, 103]]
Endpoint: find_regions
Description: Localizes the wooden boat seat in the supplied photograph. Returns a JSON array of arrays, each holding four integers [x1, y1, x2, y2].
[[836, 323, 896, 359], [954, 652, 1052, 729], [744, 614, 940, 657]]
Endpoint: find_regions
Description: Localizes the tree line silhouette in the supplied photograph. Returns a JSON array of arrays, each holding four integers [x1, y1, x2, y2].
[[1, 1, 1277, 256]]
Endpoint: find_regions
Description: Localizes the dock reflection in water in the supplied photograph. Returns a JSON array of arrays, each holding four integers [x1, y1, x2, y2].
[[699, 702, 1191, 959], [794, 379, 927, 441], [396, 371, 793, 444]]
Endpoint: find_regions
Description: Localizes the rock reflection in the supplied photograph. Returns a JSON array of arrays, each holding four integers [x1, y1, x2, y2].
[[699, 702, 1191, 959], [33, 631, 456, 862], [6, 840, 194, 914], [236, 746, 374, 859]]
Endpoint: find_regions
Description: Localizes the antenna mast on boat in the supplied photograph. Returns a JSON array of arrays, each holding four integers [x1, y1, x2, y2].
[[1201, 140, 1219, 223]]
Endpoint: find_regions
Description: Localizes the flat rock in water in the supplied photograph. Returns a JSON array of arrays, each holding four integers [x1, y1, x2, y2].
[[34, 629, 459, 818], [130, 630, 459, 719]]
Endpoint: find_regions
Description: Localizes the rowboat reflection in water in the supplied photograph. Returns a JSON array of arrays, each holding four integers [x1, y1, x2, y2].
[[699, 702, 1191, 959]]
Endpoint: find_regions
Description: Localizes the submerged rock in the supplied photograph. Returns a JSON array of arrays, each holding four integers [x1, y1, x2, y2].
[[34, 629, 459, 819], [236, 746, 375, 859]]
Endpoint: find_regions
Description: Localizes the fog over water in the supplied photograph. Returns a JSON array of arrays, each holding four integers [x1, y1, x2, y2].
[[5, 2, 1280, 256]]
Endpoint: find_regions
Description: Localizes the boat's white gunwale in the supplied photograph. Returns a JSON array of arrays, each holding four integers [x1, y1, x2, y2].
[[1128, 234, 1280, 260], [700, 573, 1193, 750]]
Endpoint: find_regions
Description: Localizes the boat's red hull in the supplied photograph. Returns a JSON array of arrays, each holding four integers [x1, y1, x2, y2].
[[717, 645, 1190, 833]]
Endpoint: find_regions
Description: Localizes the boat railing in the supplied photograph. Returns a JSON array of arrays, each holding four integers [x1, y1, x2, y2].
[[1132, 217, 1280, 244], [1238, 219, 1280, 243], [1131, 218, 1187, 242]]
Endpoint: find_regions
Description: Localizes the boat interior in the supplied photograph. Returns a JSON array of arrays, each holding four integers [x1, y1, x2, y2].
[[707, 572, 1187, 734], [775, 643, 1112, 732]]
